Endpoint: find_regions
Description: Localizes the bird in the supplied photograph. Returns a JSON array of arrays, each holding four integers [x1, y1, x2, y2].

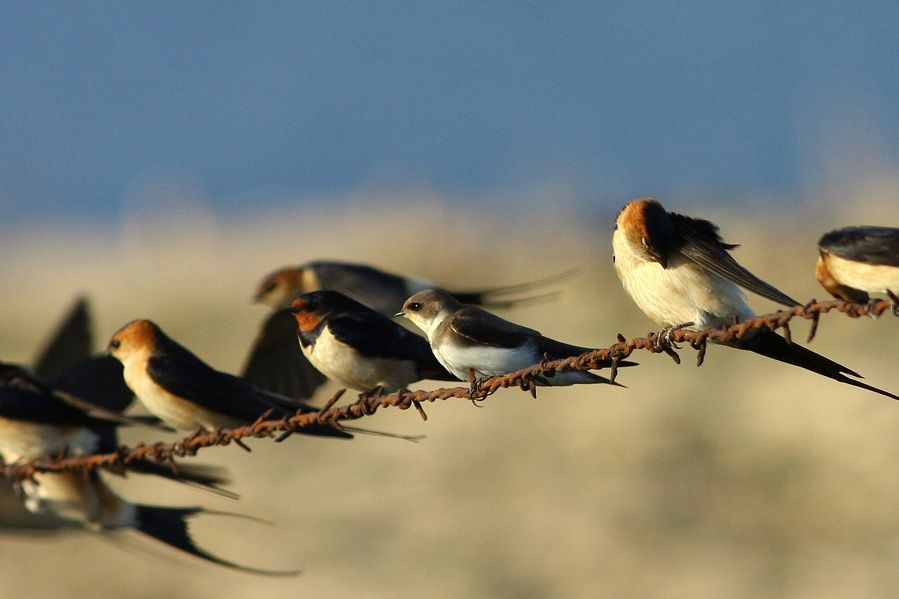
[[0, 362, 230, 495], [816, 226, 899, 314], [244, 260, 574, 401], [0, 365, 292, 573], [253, 260, 574, 314], [612, 198, 899, 400], [287, 291, 457, 392], [15, 468, 296, 575], [398, 289, 635, 386], [107, 319, 352, 438]]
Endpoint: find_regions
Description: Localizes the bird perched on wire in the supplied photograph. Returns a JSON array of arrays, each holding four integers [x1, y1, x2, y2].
[[816, 225, 899, 314], [612, 197, 898, 400], [287, 291, 457, 393], [107, 319, 353, 438], [0, 364, 294, 573], [398, 289, 634, 387], [243, 260, 575, 401], [0, 362, 230, 495]]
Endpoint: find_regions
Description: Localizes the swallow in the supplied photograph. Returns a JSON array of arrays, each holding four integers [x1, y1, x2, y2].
[[0, 362, 230, 495], [0, 364, 292, 573], [15, 468, 295, 575], [254, 260, 574, 314], [287, 291, 457, 392], [398, 289, 635, 386], [245, 261, 574, 401], [612, 198, 899, 400], [107, 320, 352, 438], [816, 226, 899, 314]]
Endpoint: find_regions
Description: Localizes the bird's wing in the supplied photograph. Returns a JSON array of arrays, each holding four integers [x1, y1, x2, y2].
[[32, 298, 93, 380], [449, 307, 540, 349], [0, 363, 122, 427], [327, 311, 431, 361], [46, 355, 136, 414], [670, 212, 801, 307], [241, 311, 326, 402], [819, 226, 899, 267], [310, 261, 409, 316]]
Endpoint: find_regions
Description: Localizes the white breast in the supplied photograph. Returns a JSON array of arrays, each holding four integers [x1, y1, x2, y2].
[[0, 418, 99, 463], [432, 339, 538, 380], [121, 351, 239, 431], [826, 254, 899, 294], [303, 327, 418, 391], [612, 230, 753, 328]]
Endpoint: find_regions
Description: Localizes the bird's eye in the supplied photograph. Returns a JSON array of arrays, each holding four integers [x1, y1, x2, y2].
[[262, 280, 277, 294], [408, 302, 422, 312], [109, 339, 121, 350]]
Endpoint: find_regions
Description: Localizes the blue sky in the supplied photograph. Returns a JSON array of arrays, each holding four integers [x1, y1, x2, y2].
[[2, 2, 898, 225]]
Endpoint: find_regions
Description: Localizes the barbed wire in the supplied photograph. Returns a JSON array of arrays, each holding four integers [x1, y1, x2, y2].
[[3, 296, 894, 482]]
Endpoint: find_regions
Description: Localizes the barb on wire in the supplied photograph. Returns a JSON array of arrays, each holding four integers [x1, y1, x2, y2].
[[3, 297, 893, 481]]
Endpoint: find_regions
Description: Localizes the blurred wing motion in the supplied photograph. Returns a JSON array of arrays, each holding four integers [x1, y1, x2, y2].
[[32, 297, 94, 380], [241, 310, 326, 401]]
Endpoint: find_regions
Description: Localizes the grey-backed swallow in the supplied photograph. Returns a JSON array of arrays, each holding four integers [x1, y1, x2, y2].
[[816, 226, 899, 313], [612, 198, 898, 400], [398, 289, 635, 385], [107, 319, 352, 438], [288, 291, 457, 392], [254, 260, 574, 314]]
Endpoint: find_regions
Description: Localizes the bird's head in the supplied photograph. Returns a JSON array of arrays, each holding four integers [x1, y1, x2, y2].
[[288, 290, 347, 334], [397, 289, 456, 336], [253, 266, 311, 309], [615, 198, 675, 267], [107, 319, 160, 363]]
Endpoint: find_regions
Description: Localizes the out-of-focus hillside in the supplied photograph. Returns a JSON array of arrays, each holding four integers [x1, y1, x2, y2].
[[0, 188, 897, 599]]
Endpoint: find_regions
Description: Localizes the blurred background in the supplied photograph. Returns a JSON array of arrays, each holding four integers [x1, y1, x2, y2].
[[1, 3, 898, 598]]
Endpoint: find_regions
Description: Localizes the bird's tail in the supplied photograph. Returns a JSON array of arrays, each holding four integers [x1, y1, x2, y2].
[[448, 269, 579, 308], [737, 330, 899, 400], [134, 505, 298, 576], [124, 461, 238, 499]]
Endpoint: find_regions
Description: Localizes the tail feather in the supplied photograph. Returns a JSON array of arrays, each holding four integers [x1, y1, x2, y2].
[[135, 505, 298, 576], [738, 330, 899, 401], [125, 461, 238, 499], [447, 269, 579, 308]]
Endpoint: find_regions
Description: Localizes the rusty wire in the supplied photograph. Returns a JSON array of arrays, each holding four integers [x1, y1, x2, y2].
[[3, 297, 894, 482]]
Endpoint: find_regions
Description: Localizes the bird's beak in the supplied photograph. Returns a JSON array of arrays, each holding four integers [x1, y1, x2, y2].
[[395, 311, 406, 318]]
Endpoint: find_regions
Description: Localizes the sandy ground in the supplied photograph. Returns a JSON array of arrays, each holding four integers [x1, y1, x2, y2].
[[0, 191, 896, 598]]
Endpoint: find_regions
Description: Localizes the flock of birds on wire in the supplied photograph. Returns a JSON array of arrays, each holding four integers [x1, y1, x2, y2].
[[1, 198, 897, 574]]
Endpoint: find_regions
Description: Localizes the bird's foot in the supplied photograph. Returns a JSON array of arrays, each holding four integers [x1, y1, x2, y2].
[[653, 322, 694, 352]]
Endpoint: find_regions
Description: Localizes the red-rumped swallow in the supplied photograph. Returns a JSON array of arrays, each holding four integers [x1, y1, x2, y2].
[[254, 260, 573, 314], [398, 289, 635, 385], [0, 362, 229, 494], [107, 320, 352, 438], [816, 226, 899, 314], [288, 291, 457, 392], [612, 198, 898, 400], [0, 364, 293, 573], [18, 469, 295, 574]]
